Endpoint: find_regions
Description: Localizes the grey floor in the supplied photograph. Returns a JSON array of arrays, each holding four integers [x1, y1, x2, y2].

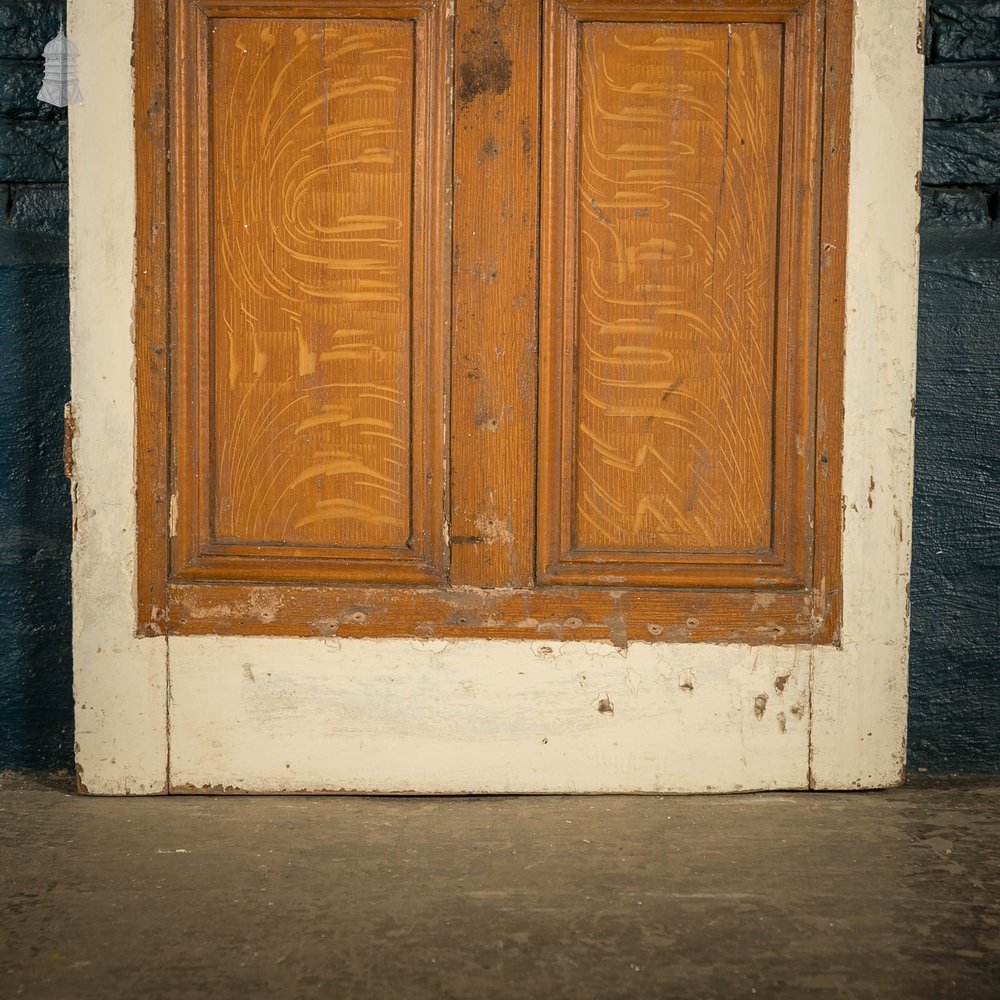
[[1, 775, 998, 999]]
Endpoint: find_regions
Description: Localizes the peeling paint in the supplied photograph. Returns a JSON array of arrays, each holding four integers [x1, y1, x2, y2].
[[62, 402, 76, 480], [474, 511, 513, 547], [604, 613, 628, 651]]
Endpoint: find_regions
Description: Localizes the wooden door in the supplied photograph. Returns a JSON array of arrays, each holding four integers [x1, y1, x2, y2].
[[137, 0, 844, 646], [70, 0, 924, 794]]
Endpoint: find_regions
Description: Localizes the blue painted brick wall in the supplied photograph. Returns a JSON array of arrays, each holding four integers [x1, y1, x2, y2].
[[0, 0, 72, 772], [910, 0, 1000, 771]]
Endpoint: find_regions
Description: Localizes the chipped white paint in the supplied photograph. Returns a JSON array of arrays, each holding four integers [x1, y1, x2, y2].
[[70, 0, 922, 794], [69, 0, 167, 794], [169, 638, 810, 793], [810, 0, 923, 788]]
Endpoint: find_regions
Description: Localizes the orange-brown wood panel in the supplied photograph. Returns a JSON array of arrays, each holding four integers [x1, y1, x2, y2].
[[813, 0, 852, 639], [448, 0, 540, 589], [166, 578, 830, 646], [572, 21, 781, 555], [135, 0, 171, 635], [137, 0, 849, 643], [167, 1, 449, 585], [538, 0, 821, 590], [210, 18, 415, 551]]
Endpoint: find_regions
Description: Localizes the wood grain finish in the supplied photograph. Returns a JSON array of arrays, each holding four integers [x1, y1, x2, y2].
[[448, 0, 540, 589], [210, 18, 414, 550], [136, 0, 850, 643], [169, 0, 449, 584], [573, 22, 780, 554], [135, 0, 171, 633], [538, 0, 821, 588]]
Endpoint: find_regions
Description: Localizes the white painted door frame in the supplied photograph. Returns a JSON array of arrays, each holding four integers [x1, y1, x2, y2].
[[70, 0, 923, 795]]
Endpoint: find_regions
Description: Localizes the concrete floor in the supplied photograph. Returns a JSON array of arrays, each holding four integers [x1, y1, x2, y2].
[[1, 776, 998, 999]]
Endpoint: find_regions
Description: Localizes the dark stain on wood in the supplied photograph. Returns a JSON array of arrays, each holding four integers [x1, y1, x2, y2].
[[457, 1, 512, 105], [478, 134, 500, 163]]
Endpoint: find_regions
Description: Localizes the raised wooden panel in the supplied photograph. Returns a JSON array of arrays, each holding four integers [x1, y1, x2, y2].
[[169, 0, 449, 584], [573, 20, 781, 554], [538, 0, 821, 589], [210, 17, 415, 550]]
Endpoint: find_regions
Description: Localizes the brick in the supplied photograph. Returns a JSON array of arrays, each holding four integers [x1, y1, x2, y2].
[[0, 1, 63, 60], [911, 260, 1000, 738], [0, 256, 72, 772], [930, 1, 1000, 62], [921, 187, 993, 230], [925, 63, 1000, 123], [919, 260, 1000, 365], [0, 119, 66, 182], [3, 182, 67, 235], [923, 123, 1000, 185], [0, 59, 66, 120]]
